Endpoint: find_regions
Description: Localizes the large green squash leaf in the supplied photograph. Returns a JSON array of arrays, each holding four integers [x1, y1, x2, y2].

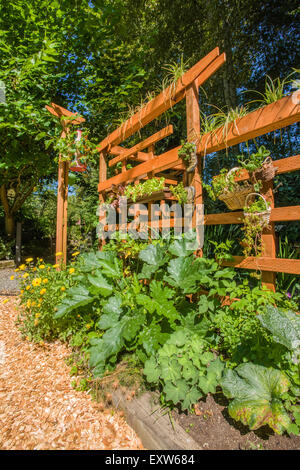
[[54, 285, 95, 318], [138, 244, 169, 268], [221, 363, 291, 434], [88, 272, 113, 297], [258, 305, 300, 352], [164, 256, 200, 293]]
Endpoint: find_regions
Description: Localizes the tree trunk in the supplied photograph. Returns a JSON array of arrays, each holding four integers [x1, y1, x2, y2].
[[5, 213, 15, 238]]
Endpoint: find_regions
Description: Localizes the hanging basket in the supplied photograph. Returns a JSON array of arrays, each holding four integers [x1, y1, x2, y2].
[[69, 157, 87, 173], [218, 167, 254, 210], [251, 157, 278, 183], [243, 193, 271, 228]]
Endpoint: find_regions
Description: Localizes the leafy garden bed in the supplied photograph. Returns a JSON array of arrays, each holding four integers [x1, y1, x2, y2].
[[14, 233, 300, 447]]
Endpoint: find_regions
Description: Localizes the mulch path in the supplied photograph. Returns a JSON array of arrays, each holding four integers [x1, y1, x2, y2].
[[0, 296, 143, 450]]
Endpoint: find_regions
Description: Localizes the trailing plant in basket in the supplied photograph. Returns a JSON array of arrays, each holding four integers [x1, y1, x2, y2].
[[241, 197, 271, 257], [237, 145, 271, 174], [169, 182, 189, 204], [203, 167, 245, 202], [124, 177, 165, 202]]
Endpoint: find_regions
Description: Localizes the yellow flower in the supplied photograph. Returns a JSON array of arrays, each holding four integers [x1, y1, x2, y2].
[[26, 285, 31, 291], [10, 275, 14, 280], [26, 300, 31, 308], [32, 278, 42, 287], [34, 319, 39, 326], [40, 288, 46, 295], [14, 268, 19, 272], [53, 264, 59, 268], [33, 267, 37, 272], [20, 289, 24, 294], [35, 312, 41, 318], [38, 303, 41, 308], [2, 299, 9, 304], [26, 336, 30, 341], [61, 286, 66, 291], [19, 264, 26, 271], [31, 301, 36, 307], [38, 265, 45, 269], [72, 251, 80, 257], [42, 278, 48, 284], [56, 252, 63, 256], [85, 324, 91, 329], [22, 273, 29, 279], [69, 267, 75, 274], [26, 258, 33, 263], [39, 298, 43, 303]]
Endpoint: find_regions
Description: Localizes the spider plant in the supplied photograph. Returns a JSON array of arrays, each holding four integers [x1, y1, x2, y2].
[[161, 55, 190, 102], [243, 71, 299, 107]]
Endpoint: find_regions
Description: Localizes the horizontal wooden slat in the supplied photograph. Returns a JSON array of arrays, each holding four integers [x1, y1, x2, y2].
[[98, 146, 182, 191], [222, 256, 300, 274], [46, 103, 85, 125], [205, 205, 300, 225], [108, 125, 174, 167], [198, 95, 300, 156], [97, 48, 225, 152]]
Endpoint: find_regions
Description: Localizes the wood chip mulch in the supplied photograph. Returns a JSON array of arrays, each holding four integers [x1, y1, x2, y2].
[[0, 296, 143, 450]]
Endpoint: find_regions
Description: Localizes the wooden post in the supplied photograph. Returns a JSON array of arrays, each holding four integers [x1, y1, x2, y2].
[[261, 179, 276, 291], [186, 80, 202, 254], [56, 127, 69, 266]]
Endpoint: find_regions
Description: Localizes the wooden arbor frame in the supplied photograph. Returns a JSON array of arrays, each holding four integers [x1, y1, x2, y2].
[[46, 103, 85, 265], [97, 47, 300, 291]]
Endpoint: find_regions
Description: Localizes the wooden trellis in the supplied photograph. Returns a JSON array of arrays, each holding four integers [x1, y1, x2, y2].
[[95, 47, 300, 291]]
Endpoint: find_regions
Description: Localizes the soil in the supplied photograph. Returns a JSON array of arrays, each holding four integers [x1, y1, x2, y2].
[[172, 393, 300, 450]]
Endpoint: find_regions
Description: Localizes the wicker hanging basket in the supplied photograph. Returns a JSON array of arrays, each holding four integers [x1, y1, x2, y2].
[[218, 167, 254, 211], [251, 157, 278, 183], [243, 193, 271, 228]]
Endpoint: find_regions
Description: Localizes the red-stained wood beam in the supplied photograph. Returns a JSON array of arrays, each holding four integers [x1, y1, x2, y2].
[[46, 103, 85, 125], [108, 125, 173, 167], [197, 95, 300, 156], [222, 256, 300, 275], [204, 205, 300, 225], [98, 146, 183, 192], [97, 48, 225, 152]]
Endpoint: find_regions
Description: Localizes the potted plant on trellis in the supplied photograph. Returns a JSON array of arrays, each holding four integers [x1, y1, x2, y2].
[[237, 145, 278, 184], [203, 167, 254, 210], [241, 193, 271, 257]]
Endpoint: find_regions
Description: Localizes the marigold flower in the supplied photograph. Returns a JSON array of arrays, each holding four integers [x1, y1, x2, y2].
[[72, 251, 80, 257], [32, 278, 42, 287], [55, 252, 63, 256], [38, 265, 45, 269], [61, 286, 66, 291], [26, 258, 33, 263], [20, 289, 24, 294], [35, 312, 41, 318], [19, 264, 26, 270], [26, 300, 31, 308], [10, 275, 14, 280], [22, 273, 29, 278], [69, 267, 75, 274], [34, 319, 39, 326], [53, 264, 59, 268], [26, 285, 31, 291], [14, 268, 19, 272], [40, 288, 46, 295], [42, 278, 48, 284]]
